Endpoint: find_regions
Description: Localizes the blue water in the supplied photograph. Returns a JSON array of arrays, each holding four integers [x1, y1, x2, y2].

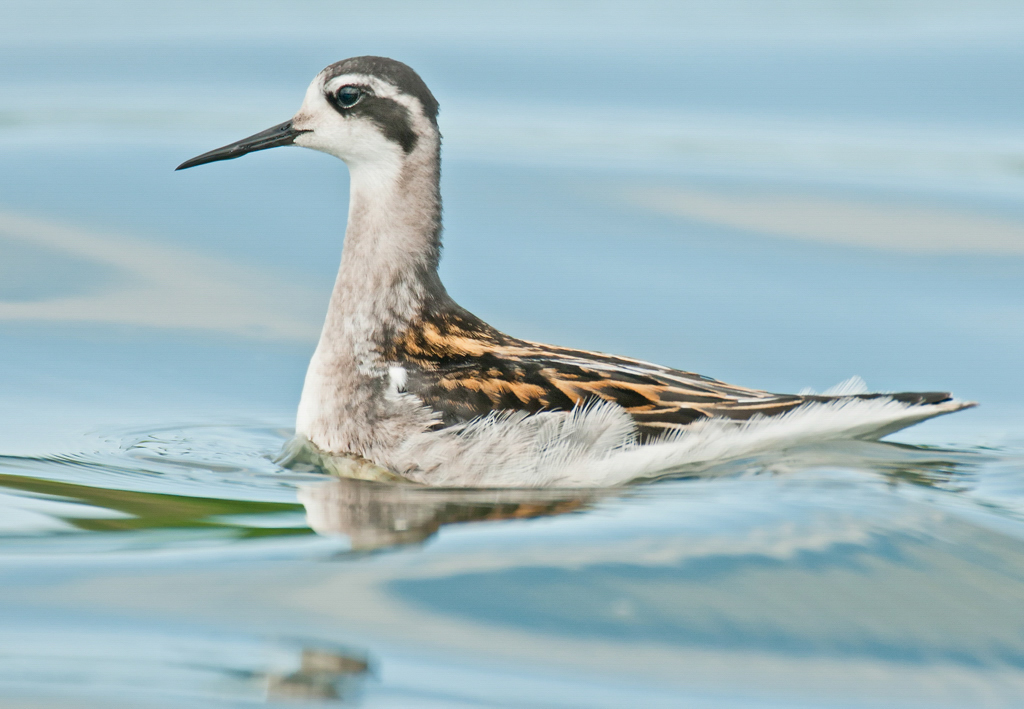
[[1, 2, 1023, 707]]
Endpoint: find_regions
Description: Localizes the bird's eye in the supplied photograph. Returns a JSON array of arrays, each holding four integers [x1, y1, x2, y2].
[[335, 86, 363, 107]]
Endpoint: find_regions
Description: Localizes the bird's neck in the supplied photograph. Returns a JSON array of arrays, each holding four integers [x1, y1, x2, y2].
[[315, 141, 447, 374], [296, 140, 449, 450]]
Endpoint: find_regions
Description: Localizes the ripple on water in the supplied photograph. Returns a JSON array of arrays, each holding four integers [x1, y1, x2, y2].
[[0, 420, 1017, 555], [0, 424, 324, 556]]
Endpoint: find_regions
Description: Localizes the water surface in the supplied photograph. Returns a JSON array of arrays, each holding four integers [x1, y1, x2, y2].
[[1, 2, 1023, 707]]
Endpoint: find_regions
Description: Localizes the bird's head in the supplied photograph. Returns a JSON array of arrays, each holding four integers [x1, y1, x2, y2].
[[176, 56, 440, 171]]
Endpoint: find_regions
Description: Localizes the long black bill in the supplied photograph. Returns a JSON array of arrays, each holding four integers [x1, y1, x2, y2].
[[175, 120, 309, 171]]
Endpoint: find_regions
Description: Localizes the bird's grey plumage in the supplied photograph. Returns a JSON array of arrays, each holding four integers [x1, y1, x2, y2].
[[177, 56, 975, 487]]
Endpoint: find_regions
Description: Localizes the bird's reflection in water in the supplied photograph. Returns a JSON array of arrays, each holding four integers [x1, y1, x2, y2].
[[294, 439, 984, 551], [298, 476, 611, 551], [265, 647, 370, 703]]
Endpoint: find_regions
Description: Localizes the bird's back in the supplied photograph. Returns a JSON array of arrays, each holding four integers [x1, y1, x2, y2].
[[385, 306, 960, 441]]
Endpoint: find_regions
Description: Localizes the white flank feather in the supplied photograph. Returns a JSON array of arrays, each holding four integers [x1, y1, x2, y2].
[[377, 395, 970, 488]]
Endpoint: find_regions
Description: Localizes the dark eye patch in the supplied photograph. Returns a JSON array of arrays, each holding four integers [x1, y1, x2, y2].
[[325, 85, 419, 154]]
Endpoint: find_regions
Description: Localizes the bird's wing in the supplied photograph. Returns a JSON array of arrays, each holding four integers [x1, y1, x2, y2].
[[389, 311, 817, 440]]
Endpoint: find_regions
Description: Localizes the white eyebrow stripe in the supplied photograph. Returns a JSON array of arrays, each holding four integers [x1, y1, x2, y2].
[[322, 73, 425, 117], [324, 74, 396, 98]]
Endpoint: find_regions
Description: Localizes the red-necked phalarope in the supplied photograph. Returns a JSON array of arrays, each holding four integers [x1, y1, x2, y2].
[[177, 56, 974, 487]]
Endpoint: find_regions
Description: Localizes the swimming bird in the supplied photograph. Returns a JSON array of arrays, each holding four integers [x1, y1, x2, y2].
[[177, 56, 974, 487]]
